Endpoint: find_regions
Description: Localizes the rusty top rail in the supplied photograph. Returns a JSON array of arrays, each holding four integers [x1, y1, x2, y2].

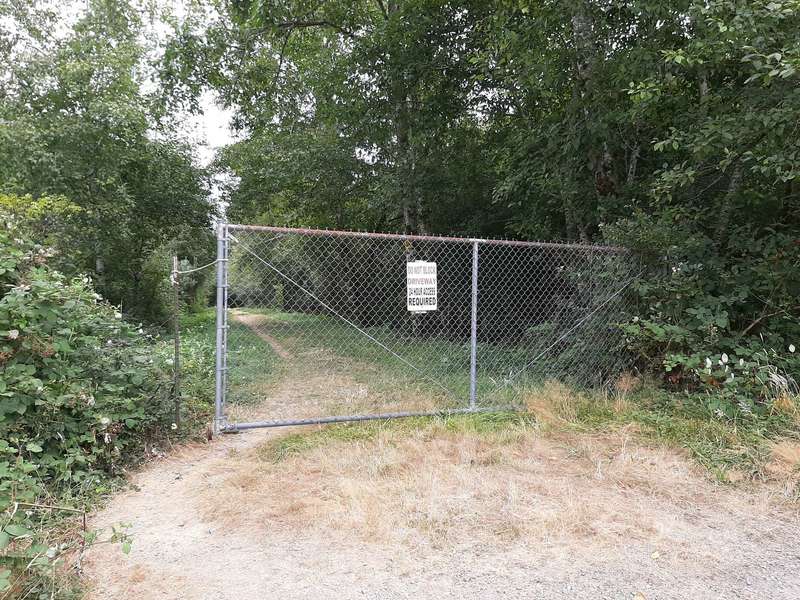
[[225, 223, 627, 253]]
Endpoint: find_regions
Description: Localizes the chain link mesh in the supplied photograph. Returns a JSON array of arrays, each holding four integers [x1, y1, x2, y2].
[[219, 225, 637, 428]]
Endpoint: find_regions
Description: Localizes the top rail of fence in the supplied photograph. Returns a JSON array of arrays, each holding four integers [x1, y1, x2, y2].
[[225, 223, 627, 253]]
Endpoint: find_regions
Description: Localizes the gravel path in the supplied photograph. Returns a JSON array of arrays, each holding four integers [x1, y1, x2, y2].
[[82, 425, 800, 599], [82, 316, 800, 599]]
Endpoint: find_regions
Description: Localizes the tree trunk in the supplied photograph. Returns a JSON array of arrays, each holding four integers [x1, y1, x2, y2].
[[570, 0, 611, 239], [395, 101, 420, 235], [386, 0, 422, 235], [627, 143, 640, 184]]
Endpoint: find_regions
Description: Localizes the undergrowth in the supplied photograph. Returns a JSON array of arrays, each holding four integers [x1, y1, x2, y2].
[[0, 217, 215, 598]]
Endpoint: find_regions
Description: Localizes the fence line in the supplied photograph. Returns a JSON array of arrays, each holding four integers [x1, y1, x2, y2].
[[214, 223, 637, 434], [228, 232, 455, 397], [226, 223, 627, 253]]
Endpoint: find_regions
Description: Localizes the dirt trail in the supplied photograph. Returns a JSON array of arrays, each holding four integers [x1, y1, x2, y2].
[[83, 316, 800, 599], [230, 311, 293, 360]]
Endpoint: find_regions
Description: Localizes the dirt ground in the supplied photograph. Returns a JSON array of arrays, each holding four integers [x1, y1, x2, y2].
[[82, 317, 800, 600]]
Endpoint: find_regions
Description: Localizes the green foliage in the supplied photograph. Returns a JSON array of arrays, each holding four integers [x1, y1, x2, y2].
[[152, 309, 216, 424], [136, 227, 217, 325], [0, 193, 85, 278], [164, 0, 505, 236], [0, 1, 214, 322], [605, 206, 800, 415], [161, 2, 799, 412], [0, 210, 181, 595], [0, 269, 172, 490], [483, 0, 800, 414]]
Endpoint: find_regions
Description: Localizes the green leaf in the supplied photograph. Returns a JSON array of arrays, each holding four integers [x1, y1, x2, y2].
[[0, 568, 11, 592], [4, 524, 32, 538]]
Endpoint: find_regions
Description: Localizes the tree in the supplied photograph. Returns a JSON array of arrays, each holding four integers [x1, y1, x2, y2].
[[163, 0, 799, 397], [163, 0, 501, 235], [0, 0, 214, 319]]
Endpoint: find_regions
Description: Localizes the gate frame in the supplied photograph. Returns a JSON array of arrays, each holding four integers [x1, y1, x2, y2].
[[213, 222, 628, 435]]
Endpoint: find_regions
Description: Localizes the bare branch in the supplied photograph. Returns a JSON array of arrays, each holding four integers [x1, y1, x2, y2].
[[268, 30, 293, 99]]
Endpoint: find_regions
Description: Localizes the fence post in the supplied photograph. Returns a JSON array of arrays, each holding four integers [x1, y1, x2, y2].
[[214, 222, 227, 435], [221, 225, 229, 415], [172, 256, 181, 431], [469, 240, 479, 410]]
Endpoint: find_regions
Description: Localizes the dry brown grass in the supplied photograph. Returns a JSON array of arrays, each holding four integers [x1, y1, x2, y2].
[[765, 439, 800, 499], [191, 314, 799, 567], [772, 393, 800, 425], [615, 372, 640, 395], [767, 440, 800, 476], [523, 380, 583, 426], [191, 416, 765, 557], [523, 380, 632, 428], [612, 371, 641, 412]]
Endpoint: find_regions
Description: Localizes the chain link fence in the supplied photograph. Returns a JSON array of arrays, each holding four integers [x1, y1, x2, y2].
[[213, 224, 639, 433]]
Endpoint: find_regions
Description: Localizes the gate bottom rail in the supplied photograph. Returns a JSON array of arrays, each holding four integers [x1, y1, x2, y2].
[[221, 406, 502, 433]]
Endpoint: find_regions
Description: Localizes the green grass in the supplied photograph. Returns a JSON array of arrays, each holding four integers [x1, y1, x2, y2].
[[162, 309, 283, 422], [226, 318, 283, 405], [149, 309, 217, 432], [226, 307, 594, 409], [628, 395, 794, 481], [257, 411, 536, 463], [231, 307, 474, 396], [540, 387, 797, 482]]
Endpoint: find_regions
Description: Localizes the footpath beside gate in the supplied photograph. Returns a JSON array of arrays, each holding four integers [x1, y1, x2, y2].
[[213, 223, 638, 434]]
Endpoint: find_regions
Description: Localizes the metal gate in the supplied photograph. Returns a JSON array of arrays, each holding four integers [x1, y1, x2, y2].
[[213, 223, 637, 434]]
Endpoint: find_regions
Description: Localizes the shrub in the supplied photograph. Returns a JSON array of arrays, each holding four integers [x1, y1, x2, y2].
[[135, 229, 216, 325], [604, 209, 800, 416], [0, 211, 174, 594]]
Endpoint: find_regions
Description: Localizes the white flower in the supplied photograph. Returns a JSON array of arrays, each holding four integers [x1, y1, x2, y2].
[[114, 311, 122, 319], [739, 358, 744, 366], [99, 416, 111, 426], [171, 423, 178, 430], [705, 357, 712, 369], [632, 316, 639, 323], [790, 344, 796, 353], [7, 329, 19, 340], [165, 358, 174, 366], [721, 353, 729, 364]]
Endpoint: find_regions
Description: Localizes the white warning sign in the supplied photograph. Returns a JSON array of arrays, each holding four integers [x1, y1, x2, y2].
[[406, 260, 437, 312]]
